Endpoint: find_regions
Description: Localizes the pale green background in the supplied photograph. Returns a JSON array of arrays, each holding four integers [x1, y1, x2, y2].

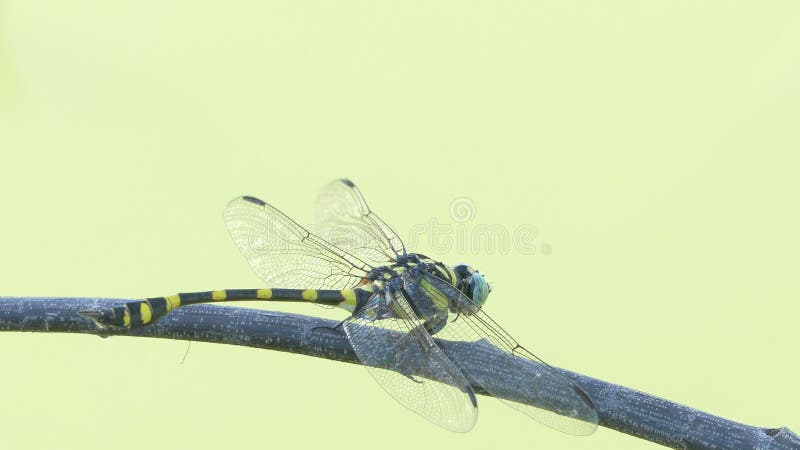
[[1, 2, 798, 449]]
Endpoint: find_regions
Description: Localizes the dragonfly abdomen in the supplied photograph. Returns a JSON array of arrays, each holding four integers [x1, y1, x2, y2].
[[79, 288, 371, 329]]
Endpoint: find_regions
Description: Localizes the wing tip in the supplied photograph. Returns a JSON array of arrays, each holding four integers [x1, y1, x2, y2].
[[573, 384, 599, 415], [241, 195, 266, 206], [339, 178, 355, 187], [467, 387, 478, 408], [569, 384, 600, 435]]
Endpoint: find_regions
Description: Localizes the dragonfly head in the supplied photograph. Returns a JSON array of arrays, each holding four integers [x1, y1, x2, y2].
[[453, 264, 491, 307]]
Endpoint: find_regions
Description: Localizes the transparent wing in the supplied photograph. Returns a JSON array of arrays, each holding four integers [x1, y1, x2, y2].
[[224, 196, 372, 289], [342, 290, 478, 432], [315, 179, 406, 265], [404, 272, 599, 436]]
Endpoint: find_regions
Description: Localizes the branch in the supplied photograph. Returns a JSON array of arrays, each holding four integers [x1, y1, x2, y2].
[[1, 296, 796, 449]]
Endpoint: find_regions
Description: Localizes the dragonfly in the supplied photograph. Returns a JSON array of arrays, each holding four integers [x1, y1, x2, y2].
[[79, 179, 598, 434]]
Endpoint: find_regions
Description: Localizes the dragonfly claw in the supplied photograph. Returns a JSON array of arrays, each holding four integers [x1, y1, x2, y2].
[[78, 308, 116, 330]]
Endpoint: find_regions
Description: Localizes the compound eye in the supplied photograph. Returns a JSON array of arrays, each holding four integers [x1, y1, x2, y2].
[[478, 272, 492, 293], [470, 272, 490, 306]]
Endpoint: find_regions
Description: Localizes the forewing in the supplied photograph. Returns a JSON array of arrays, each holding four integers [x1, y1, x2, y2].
[[315, 179, 406, 264], [224, 196, 372, 289], [342, 290, 478, 432], [406, 272, 599, 436]]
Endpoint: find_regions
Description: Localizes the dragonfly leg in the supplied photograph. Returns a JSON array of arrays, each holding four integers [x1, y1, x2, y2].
[[78, 306, 131, 333], [311, 319, 346, 334], [402, 373, 423, 384]]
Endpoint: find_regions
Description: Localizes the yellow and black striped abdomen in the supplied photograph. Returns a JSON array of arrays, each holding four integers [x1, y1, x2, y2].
[[79, 287, 373, 329]]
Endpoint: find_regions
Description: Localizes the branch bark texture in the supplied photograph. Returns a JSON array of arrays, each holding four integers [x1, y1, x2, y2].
[[0, 296, 796, 450]]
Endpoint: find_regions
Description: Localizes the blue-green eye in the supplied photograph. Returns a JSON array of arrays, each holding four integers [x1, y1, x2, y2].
[[470, 272, 490, 306]]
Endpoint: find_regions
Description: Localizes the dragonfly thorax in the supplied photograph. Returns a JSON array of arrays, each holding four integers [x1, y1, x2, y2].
[[365, 265, 401, 282], [362, 254, 491, 317]]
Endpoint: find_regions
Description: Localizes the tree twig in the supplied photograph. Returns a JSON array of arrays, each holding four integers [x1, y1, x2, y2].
[[0, 296, 796, 450]]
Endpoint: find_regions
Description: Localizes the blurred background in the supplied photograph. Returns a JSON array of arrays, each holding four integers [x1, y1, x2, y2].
[[1, 1, 798, 449]]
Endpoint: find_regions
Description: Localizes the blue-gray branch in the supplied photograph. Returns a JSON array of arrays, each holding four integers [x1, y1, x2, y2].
[[0, 297, 796, 450]]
